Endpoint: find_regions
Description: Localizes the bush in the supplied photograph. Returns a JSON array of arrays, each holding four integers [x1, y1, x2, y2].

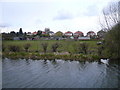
[[104, 23, 120, 59], [97, 46, 104, 56], [51, 42, 60, 52], [8, 45, 20, 52], [78, 42, 89, 54], [24, 43, 31, 52], [41, 43, 48, 53]]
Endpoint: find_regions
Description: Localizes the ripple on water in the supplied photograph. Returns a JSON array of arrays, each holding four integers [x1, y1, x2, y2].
[[2, 58, 119, 88]]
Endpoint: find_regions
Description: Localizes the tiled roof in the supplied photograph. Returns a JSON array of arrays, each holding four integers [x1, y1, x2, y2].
[[88, 31, 95, 33], [65, 31, 73, 34], [74, 31, 83, 34], [32, 32, 37, 34], [42, 31, 46, 34]]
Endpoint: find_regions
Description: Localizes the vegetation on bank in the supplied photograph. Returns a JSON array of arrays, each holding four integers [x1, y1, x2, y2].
[[103, 23, 120, 59], [2, 52, 100, 61], [2, 40, 102, 61], [3, 22, 120, 61], [99, 1, 120, 60]]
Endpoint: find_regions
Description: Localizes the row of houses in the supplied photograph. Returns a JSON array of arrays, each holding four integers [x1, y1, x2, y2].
[[2, 27, 106, 40], [23, 30, 97, 40], [8, 27, 105, 40], [64, 31, 96, 37], [27, 30, 96, 37]]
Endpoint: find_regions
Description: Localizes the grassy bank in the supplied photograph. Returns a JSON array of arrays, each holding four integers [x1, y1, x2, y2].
[[3, 40, 99, 53], [2, 40, 101, 61], [2, 52, 100, 61]]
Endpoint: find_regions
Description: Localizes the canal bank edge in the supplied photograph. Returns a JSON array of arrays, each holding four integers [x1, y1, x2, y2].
[[2, 52, 100, 61]]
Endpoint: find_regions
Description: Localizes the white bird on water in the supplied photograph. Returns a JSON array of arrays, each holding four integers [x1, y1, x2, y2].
[[100, 58, 109, 64]]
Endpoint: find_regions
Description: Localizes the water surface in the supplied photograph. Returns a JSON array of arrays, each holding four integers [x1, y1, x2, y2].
[[2, 58, 120, 88]]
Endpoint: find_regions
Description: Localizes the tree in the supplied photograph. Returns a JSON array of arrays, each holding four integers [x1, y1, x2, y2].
[[41, 43, 48, 53], [104, 23, 120, 59], [99, 1, 119, 31], [51, 42, 60, 52], [41, 34, 50, 37], [10, 31, 16, 37], [19, 28, 23, 35], [37, 30, 42, 36], [24, 43, 31, 52], [99, 1, 120, 59], [2, 33, 13, 40], [10, 31, 16, 34], [78, 42, 88, 54], [24, 32, 27, 35], [55, 31, 63, 37]]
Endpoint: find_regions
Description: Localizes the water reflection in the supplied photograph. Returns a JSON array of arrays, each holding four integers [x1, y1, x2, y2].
[[2, 58, 119, 88]]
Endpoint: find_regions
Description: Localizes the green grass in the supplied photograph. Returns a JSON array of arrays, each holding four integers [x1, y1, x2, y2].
[[3, 40, 99, 53], [2, 52, 100, 61], [2, 40, 102, 60]]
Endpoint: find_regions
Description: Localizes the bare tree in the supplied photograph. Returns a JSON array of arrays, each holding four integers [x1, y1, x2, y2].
[[99, 1, 120, 59], [41, 43, 48, 53], [51, 42, 59, 52], [24, 43, 31, 52], [78, 42, 89, 54], [99, 1, 119, 31]]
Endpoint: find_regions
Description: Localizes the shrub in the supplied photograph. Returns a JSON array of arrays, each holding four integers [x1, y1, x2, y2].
[[41, 43, 48, 53], [97, 46, 104, 56], [24, 43, 31, 52], [104, 23, 120, 59], [8, 45, 20, 52], [78, 42, 89, 54], [51, 42, 60, 52]]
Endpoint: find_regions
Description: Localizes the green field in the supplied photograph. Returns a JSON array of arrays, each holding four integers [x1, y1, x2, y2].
[[2, 40, 100, 54]]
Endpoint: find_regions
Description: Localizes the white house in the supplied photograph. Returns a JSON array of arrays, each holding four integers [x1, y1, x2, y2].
[[64, 31, 73, 36], [74, 31, 84, 37], [87, 31, 96, 37], [49, 31, 54, 36]]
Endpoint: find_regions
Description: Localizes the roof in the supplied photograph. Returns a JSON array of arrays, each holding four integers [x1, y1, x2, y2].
[[87, 31, 95, 33], [42, 31, 46, 34], [49, 31, 54, 33], [65, 31, 73, 34], [32, 32, 37, 34], [74, 31, 83, 34]]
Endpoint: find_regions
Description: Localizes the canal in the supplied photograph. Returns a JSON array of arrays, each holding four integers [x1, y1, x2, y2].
[[2, 58, 120, 88]]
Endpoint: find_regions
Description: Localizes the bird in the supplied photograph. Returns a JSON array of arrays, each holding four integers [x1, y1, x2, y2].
[[100, 58, 109, 64]]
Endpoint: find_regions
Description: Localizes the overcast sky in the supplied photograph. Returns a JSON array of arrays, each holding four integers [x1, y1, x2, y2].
[[0, 0, 118, 35]]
